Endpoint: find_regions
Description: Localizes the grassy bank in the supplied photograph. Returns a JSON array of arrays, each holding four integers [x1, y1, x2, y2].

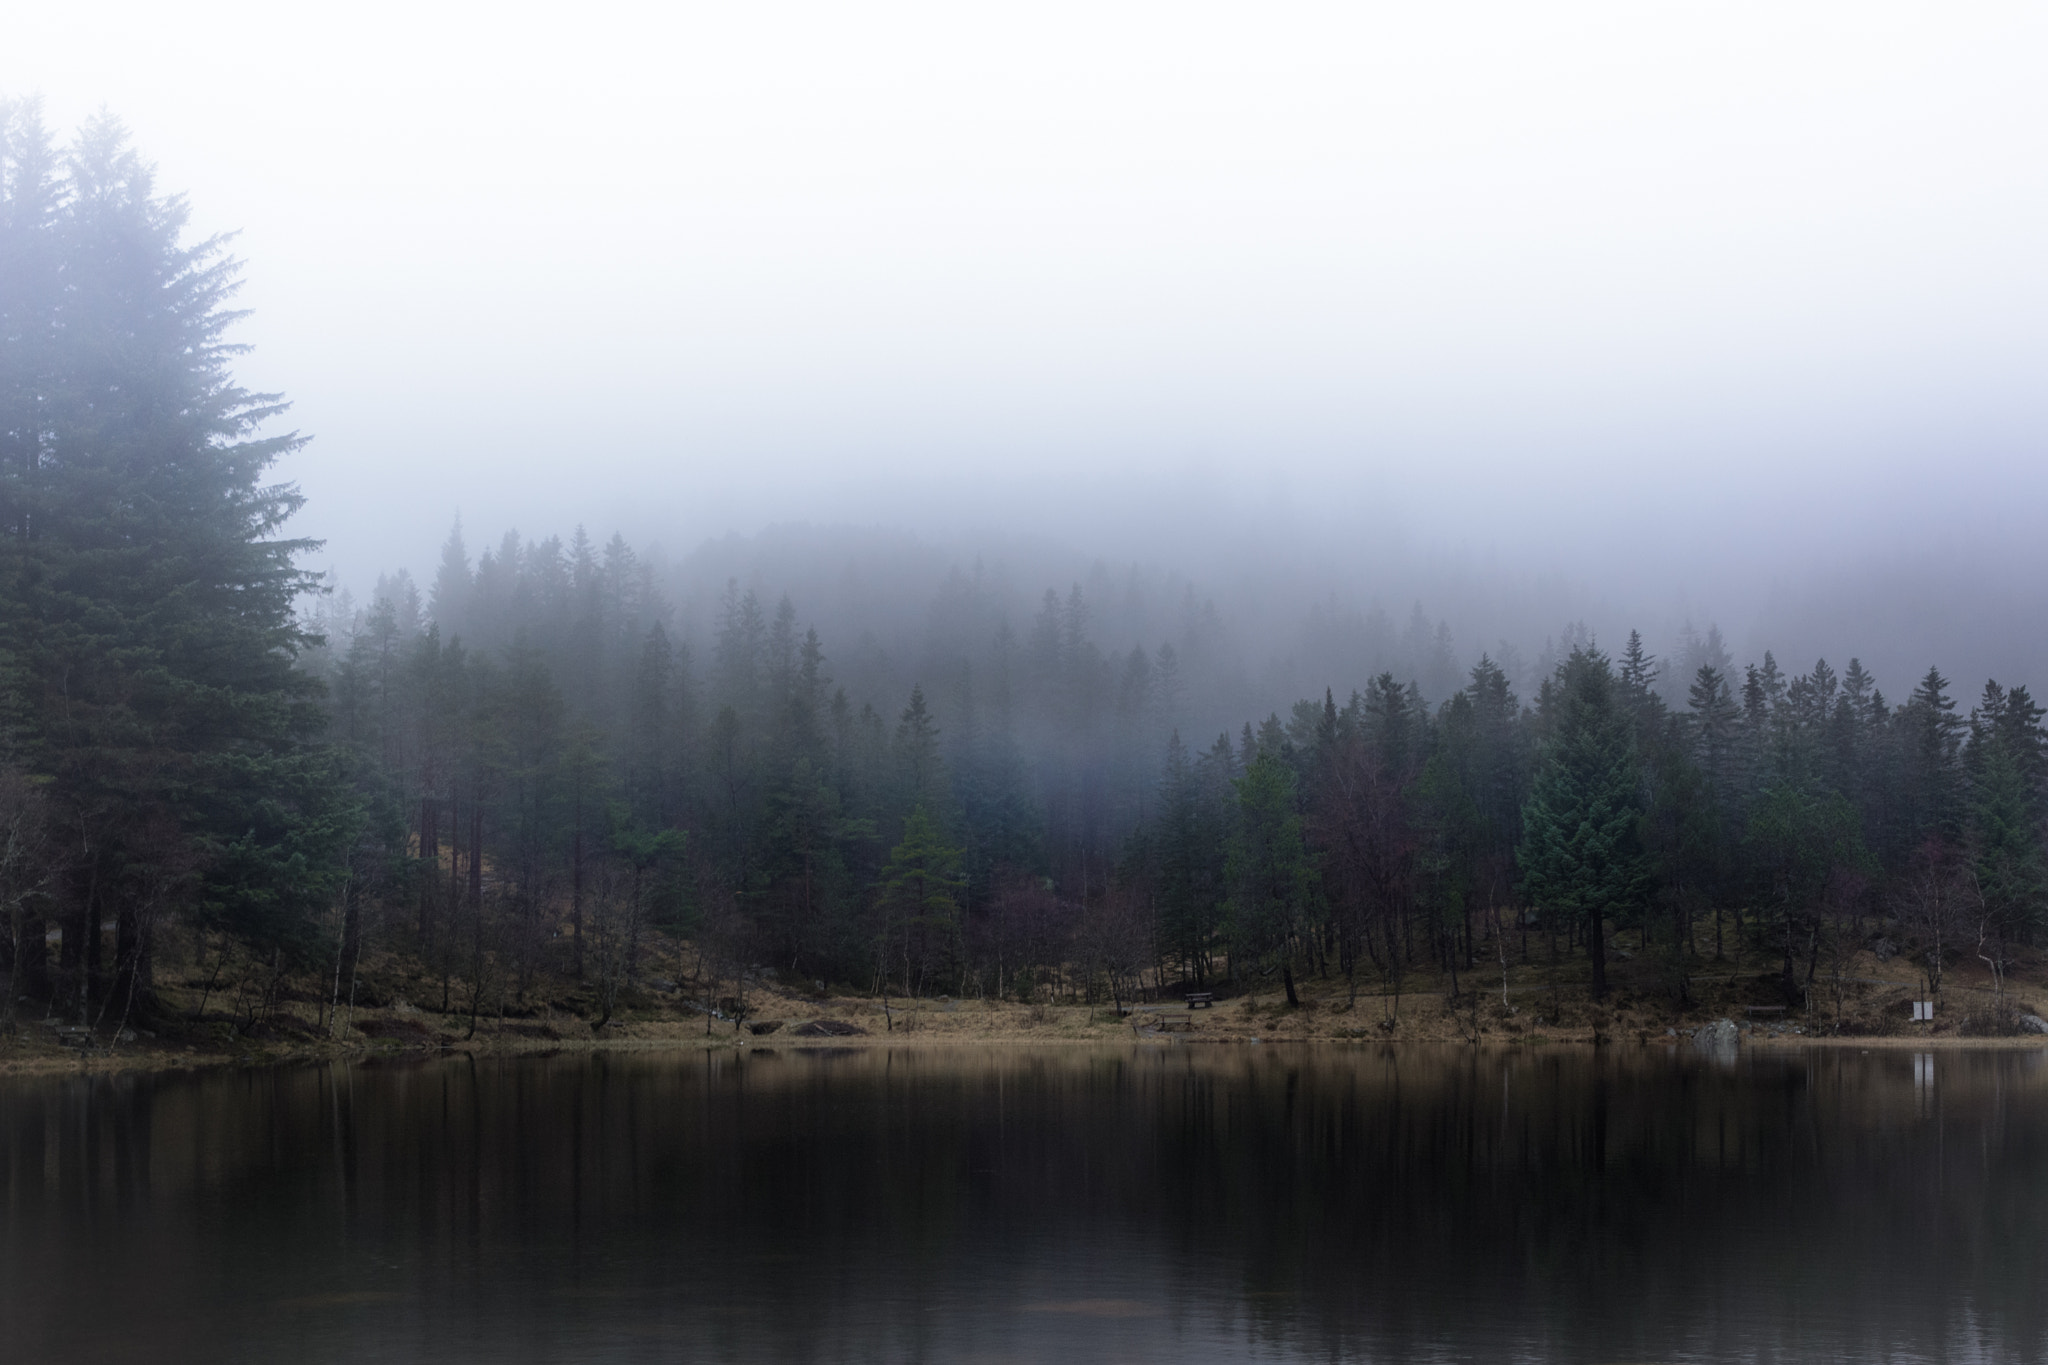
[[7, 923, 2045, 1077]]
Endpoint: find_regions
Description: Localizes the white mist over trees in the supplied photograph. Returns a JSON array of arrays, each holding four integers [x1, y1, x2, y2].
[[289, 506, 2046, 1016], [5, 101, 2048, 1035]]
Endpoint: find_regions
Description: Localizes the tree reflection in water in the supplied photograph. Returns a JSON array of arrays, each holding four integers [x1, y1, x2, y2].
[[2, 1044, 2044, 1363]]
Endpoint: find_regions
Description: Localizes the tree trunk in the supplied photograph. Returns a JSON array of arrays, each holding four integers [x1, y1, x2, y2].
[[1780, 907, 1799, 1005], [2, 902, 15, 1029], [1587, 906, 1608, 999], [571, 825, 585, 978], [114, 900, 141, 1012], [77, 890, 98, 1027], [468, 807, 483, 911], [419, 798, 438, 948], [15, 909, 46, 1012], [440, 791, 461, 1012]]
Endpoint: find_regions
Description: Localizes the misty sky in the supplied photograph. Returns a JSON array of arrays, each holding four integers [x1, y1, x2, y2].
[[8, 2, 2048, 683]]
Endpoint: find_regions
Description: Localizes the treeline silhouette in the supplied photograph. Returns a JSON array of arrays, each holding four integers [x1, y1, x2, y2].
[[297, 525, 2045, 1017]]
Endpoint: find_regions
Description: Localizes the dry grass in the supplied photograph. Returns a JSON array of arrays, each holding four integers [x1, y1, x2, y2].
[[5, 929, 2045, 1077]]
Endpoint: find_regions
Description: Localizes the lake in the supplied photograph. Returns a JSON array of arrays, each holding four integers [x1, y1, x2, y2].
[[2, 1043, 2043, 1363]]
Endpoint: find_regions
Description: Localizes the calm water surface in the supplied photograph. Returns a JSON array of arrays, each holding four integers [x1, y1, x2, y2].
[[3, 1043, 2045, 1363]]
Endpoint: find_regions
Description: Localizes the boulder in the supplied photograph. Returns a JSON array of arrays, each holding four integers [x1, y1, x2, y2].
[[791, 1019, 867, 1038], [1693, 1018, 1740, 1056], [2018, 1014, 2048, 1035]]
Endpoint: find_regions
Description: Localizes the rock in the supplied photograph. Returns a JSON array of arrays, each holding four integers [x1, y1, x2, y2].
[[1873, 938, 1897, 963], [748, 1020, 783, 1036], [1665, 1027, 1678, 1038], [791, 1019, 867, 1038], [1693, 1018, 1740, 1056], [2018, 1014, 2048, 1034]]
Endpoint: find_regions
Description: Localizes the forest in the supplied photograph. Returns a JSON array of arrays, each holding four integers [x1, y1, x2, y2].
[[291, 544, 2043, 1022], [2, 104, 2044, 1037]]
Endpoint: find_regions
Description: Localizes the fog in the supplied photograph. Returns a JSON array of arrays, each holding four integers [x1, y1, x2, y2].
[[10, 1, 2048, 701]]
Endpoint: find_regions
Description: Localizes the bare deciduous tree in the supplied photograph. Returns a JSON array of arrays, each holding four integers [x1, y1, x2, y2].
[[1895, 844, 1969, 1002]]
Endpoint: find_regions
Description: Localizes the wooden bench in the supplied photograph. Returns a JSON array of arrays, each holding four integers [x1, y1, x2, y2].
[[1185, 992, 1215, 1009]]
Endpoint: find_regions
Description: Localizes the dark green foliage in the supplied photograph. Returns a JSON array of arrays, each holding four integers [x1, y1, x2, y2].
[[874, 805, 965, 995], [1968, 682, 2047, 939], [1744, 783, 1868, 999], [0, 106, 354, 1004], [1516, 647, 1647, 997], [1152, 731, 1228, 983], [1226, 747, 1314, 1002]]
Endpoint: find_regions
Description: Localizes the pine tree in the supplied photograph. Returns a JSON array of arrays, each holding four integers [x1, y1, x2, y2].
[[873, 805, 965, 997], [1226, 747, 1313, 1005], [1688, 666, 1741, 799], [894, 684, 943, 817], [1969, 682, 2047, 939], [1516, 647, 1646, 997], [1901, 666, 1966, 847], [628, 624, 674, 823], [0, 110, 353, 1010], [1618, 630, 1660, 703], [429, 519, 472, 638]]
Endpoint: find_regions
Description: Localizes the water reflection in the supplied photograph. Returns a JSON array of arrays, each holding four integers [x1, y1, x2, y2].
[[2, 1044, 2045, 1363]]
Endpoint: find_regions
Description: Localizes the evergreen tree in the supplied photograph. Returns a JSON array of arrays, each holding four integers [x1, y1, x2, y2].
[[1969, 682, 2047, 939], [1516, 647, 1646, 997], [873, 805, 965, 997], [1226, 747, 1314, 1005], [1900, 666, 1966, 848], [429, 519, 472, 638], [0, 109, 351, 1009], [894, 684, 944, 818], [1154, 730, 1228, 984], [1744, 782, 1866, 1001]]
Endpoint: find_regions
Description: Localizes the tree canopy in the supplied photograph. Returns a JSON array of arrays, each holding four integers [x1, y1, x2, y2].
[[1, 102, 349, 1020]]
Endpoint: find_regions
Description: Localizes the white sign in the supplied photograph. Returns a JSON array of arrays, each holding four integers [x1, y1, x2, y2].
[[1911, 1000, 1934, 1021]]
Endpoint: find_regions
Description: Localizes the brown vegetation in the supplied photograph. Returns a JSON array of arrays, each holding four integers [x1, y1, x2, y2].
[[7, 912, 2045, 1077]]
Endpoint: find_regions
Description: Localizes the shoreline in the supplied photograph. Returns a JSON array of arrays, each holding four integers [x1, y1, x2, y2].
[[6, 1005, 2042, 1079]]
